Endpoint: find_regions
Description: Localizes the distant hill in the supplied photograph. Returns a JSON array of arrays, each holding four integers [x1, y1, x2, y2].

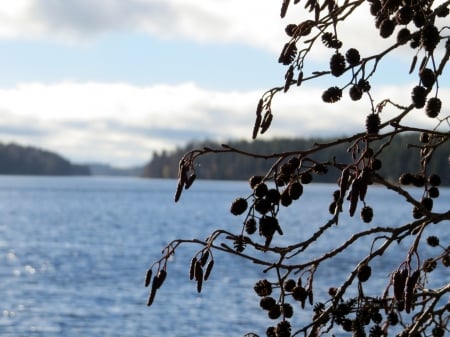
[[142, 133, 450, 185], [88, 163, 143, 176], [0, 143, 90, 176]]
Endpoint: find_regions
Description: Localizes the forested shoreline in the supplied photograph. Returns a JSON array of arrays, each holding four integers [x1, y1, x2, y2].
[[143, 133, 450, 185], [0, 143, 90, 176]]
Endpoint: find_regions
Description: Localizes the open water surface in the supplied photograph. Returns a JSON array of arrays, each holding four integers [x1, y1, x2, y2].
[[0, 176, 447, 337]]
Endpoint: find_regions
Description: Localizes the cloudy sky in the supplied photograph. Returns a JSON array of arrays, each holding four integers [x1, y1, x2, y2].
[[0, 1, 448, 167]]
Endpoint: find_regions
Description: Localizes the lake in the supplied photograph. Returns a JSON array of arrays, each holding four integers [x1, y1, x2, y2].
[[0, 176, 447, 337]]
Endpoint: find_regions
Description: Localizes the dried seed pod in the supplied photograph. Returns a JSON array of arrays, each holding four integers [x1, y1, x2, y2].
[[284, 279, 296, 292], [393, 268, 408, 303], [358, 168, 370, 201], [292, 286, 308, 302], [184, 173, 196, 189], [379, 19, 396, 38], [245, 217, 257, 234], [230, 197, 248, 215], [281, 303, 294, 318], [144, 268, 153, 287], [428, 186, 439, 198], [280, 0, 290, 18], [278, 42, 297, 65], [194, 260, 203, 281], [288, 181, 303, 200], [200, 250, 209, 266], [404, 270, 420, 313], [409, 55, 418, 74], [358, 79, 371, 92], [322, 86, 342, 103], [421, 197, 433, 211], [419, 68, 435, 88], [442, 254, 450, 267], [422, 258, 437, 273], [308, 288, 314, 305], [204, 260, 214, 281], [321, 32, 342, 48], [349, 84, 363, 101], [253, 99, 263, 139], [259, 216, 279, 241], [147, 275, 159, 306], [284, 65, 294, 92], [397, 27, 411, 44], [254, 279, 272, 297], [266, 189, 281, 204], [300, 172, 313, 184], [369, 0, 381, 16], [345, 48, 361, 66], [174, 179, 183, 202], [155, 269, 167, 289], [280, 189, 292, 207], [348, 178, 361, 217], [432, 326, 445, 337], [339, 167, 351, 201], [196, 276, 203, 293], [395, 6, 413, 25], [194, 261, 204, 293], [260, 111, 273, 134], [399, 172, 414, 185], [366, 113, 381, 135], [189, 257, 197, 280], [254, 198, 271, 215], [285, 24, 297, 37], [360, 206, 374, 223], [297, 71, 303, 86], [428, 174, 441, 186], [421, 24, 440, 52], [370, 158, 382, 171], [249, 175, 263, 188], [357, 264, 372, 282], [388, 311, 399, 325], [412, 85, 427, 108], [330, 52, 346, 77], [260, 296, 277, 310], [425, 97, 441, 118], [268, 305, 281, 319]]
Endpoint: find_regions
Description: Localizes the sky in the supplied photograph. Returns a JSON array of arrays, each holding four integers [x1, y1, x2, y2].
[[0, 1, 448, 167]]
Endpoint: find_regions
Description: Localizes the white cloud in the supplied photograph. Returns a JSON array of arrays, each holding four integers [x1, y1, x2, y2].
[[0, 0, 407, 56], [0, 81, 447, 166]]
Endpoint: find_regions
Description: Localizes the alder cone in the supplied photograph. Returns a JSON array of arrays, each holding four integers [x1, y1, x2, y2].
[[322, 86, 342, 103], [411, 85, 427, 108], [230, 197, 248, 215], [395, 6, 413, 25], [345, 48, 360, 66], [358, 79, 371, 92], [379, 19, 396, 38], [360, 206, 374, 223], [330, 53, 346, 77], [397, 28, 411, 44], [288, 182, 303, 200], [421, 24, 440, 52], [349, 85, 363, 101], [419, 68, 435, 88], [428, 174, 441, 186], [357, 264, 372, 282], [366, 114, 381, 135], [425, 97, 441, 118]]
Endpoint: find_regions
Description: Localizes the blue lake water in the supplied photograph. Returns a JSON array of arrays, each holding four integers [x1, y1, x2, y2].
[[0, 176, 447, 337]]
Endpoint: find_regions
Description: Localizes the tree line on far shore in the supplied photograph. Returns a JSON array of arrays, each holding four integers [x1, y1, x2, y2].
[[0, 142, 90, 176], [142, 133, 449, 185]]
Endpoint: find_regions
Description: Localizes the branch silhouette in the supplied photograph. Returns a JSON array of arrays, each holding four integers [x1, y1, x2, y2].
[[146, 1, 450, 336]]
